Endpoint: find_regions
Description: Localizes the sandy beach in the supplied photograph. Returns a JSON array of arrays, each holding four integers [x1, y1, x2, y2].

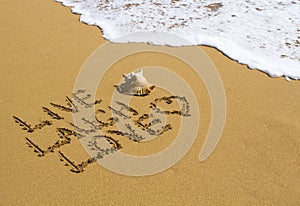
[[1, 0, 299, 205]]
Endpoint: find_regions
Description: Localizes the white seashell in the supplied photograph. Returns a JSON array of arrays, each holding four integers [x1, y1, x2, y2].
[[115, 69, 155, 96]]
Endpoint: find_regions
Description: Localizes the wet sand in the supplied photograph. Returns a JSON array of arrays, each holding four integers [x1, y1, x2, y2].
[[0, 0, 299, 205]]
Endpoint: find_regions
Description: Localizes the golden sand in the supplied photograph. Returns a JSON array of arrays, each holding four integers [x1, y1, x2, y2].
[[1, 0, 299, 205]]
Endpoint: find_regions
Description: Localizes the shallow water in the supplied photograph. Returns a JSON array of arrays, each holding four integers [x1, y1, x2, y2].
[[55, 0, 300, 80]]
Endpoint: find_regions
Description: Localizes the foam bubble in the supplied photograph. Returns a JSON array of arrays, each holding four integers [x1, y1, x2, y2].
[[55, 0, 300, 80]]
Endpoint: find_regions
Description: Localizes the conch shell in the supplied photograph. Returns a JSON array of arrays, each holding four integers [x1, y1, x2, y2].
[[115, 69, 155, 96]]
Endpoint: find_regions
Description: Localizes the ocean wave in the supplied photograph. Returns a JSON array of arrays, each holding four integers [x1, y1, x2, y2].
[[55, 0, 300, 80]]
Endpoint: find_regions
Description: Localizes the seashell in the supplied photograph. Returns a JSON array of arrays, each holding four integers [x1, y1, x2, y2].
[[115, 69, 155, 96]]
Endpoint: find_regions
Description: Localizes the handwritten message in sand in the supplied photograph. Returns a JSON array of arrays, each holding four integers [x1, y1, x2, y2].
[[13, 90, 191, 173]]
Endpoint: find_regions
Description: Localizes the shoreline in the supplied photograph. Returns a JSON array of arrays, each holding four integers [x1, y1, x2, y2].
[[0, 0, 299, 205], [54, 0, 300, 80]]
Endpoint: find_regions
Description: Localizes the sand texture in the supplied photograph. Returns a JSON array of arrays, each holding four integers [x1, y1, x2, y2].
[[0, 0, 299, 205]]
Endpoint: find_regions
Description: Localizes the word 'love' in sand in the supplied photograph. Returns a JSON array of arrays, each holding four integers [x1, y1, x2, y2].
[[13, 90, 191, 173]]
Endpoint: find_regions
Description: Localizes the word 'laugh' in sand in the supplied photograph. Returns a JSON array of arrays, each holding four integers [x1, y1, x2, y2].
[[13, 90, 191, 173]]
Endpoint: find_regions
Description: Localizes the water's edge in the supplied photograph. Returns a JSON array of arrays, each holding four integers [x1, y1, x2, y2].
[[54, 0, 300, 80]]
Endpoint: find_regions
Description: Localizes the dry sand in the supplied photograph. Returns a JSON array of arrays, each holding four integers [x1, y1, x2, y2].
[[1, 0, 299, 205]]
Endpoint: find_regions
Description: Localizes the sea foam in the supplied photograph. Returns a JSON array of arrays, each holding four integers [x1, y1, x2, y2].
[[55, 0, 300, 80]]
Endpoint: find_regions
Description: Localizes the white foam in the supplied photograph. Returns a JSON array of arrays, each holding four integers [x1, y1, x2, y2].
[[55, 0, 300, 80]]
